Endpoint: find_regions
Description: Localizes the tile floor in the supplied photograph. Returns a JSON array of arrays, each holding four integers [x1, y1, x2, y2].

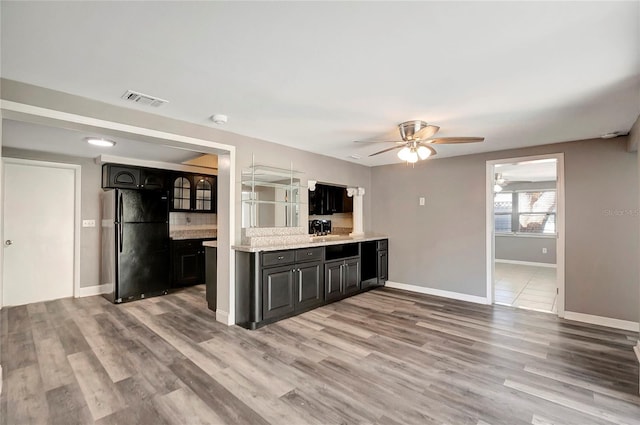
[[494, 262, 557, 313]]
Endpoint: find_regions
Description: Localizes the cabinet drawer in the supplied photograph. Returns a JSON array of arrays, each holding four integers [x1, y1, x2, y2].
[[295, 247, 323, 263], [262, 250, 295, 267], [377, 239, 388, 251]]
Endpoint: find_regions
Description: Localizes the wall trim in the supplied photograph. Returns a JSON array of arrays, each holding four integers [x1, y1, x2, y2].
[[385, 281, 489, 305], [77, 284, 110, 298], [563, 311, 639, 332], [495, 259, 556, 268], [215, 309, 232, 325]]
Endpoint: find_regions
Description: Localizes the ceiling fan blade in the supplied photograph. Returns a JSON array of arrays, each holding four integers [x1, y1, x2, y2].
[[421, 144, 437, 157], [414, 125, 440, 140], [426, 137, 484, 144], [368, 145, 403, 157], [354, 140, 404, 144]]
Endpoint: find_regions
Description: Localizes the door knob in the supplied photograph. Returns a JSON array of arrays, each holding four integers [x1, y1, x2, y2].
[[5, 240, 13, 246]]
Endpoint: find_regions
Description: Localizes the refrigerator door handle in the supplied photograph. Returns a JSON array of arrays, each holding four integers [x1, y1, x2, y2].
[[118, 193, 124, 253]]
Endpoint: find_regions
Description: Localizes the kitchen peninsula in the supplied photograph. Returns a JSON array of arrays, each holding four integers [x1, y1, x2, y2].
[[227, 233, 388, 329]]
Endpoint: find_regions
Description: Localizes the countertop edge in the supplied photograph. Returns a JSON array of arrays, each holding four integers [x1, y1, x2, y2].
[[231, 234, 388, 252], [203, 241, 218, 248]]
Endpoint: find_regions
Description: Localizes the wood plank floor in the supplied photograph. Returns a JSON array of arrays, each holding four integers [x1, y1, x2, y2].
[[1, 285, 639, 425]]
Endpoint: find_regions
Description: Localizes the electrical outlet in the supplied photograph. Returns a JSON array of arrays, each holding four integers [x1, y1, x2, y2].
[[542, 247, 548, 254], [419, 197, 425, 206], [82, 219, 96, 228]]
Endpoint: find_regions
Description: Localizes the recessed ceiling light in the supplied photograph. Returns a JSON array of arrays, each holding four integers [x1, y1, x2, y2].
[[210, 114, 228, 125], [600, 132, 620, 139], [86, 137, 116, 147], [349, 154, 362, 160]]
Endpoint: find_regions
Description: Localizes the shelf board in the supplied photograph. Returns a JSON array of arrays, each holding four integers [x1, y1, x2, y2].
[[242, 200, 306, 206], [242, 181, 304, 190], [244, 164, 304, 176]]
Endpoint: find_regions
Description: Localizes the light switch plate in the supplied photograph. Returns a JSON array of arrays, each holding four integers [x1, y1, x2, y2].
[[82, 219, 96, 228], [419, 197, 425, 206]]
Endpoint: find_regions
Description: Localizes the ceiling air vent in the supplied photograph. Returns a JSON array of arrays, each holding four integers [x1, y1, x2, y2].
[[120, 90, 168, 107]]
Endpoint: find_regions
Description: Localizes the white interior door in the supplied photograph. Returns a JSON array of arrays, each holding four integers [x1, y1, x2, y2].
[[2, 159, 77, 306]]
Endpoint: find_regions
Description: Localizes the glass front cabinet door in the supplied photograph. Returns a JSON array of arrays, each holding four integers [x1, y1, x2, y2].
[[172, 176, 192, 211], [171, 174, 216, 212]]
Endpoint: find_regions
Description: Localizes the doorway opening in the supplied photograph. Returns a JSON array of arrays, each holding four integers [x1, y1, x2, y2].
[[486, 154, 565, 316], [0, 102, 236, 325]]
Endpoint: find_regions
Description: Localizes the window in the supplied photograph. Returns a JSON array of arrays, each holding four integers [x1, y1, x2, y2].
[[494, 190, 556, 235], [494, 192, 513, 233]]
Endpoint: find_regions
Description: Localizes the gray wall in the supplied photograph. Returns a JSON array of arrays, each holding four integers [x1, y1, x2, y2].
[[1, 147, 102, 288], [495, 236, 557, 264], [371, 138, 639, 322]]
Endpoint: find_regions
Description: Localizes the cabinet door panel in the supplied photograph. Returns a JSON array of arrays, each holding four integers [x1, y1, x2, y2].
[[378, 250, 388, 283], [296, 262, 323, 310], [141, 169, 166, 190], [172, 242, 205, 287], [262, 266, 295, 320], [343, 258, 360, 294], [104, 165, 140, 189], [171, 175, 192, 211], [324, 261, 343, 302]]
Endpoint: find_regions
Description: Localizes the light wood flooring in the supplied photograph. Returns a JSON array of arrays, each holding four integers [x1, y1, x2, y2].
[[1, 285, 639, 425]]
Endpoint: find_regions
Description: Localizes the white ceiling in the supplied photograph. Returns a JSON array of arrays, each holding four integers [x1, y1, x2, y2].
[[1, 1, 639, 166], [2, 119, 203, 164], [496, 160, 557, 183]]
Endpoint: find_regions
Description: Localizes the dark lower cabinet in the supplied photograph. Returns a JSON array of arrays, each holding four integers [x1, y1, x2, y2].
[[325, 257, 360, 302], [171, 239, 214, 287], [262, 259, 324, 320], [262, 265, 296, 320], [234, 239, 386, 330], [361, 239, 388, 289], [378, 250, 388, 282], [324, 260, 343, 302], [296, 262, 324, 310]]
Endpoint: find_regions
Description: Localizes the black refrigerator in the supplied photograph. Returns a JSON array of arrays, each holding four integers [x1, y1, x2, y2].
[[101, 188, 171, 303]]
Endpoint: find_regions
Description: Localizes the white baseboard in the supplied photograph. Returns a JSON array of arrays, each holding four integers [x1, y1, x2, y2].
[[77, 284, 110, 297], [495, 259, 556, 268], [563, 311, 639, 332], [385, 281, 489, 305], [216, 309, 233, 326]]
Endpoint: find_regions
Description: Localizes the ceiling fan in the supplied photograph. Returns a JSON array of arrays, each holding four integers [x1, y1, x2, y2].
[[358, 120, 484, 163], [494, 172, 535, 192]]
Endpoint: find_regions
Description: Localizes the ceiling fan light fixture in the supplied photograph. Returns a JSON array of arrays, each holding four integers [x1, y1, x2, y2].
[[407, 149, 419, 163], [417, 145, 431, 160], [397, 146, 411, 161]]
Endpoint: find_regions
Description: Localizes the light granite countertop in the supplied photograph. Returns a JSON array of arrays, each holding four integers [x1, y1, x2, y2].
[[169, 226, 217, 241], [231, 233, 387, 252]]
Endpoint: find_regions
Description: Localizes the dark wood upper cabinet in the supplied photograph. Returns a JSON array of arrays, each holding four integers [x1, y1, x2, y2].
[[103, 164, 141, 189], [102, 164, 168, 190], [170, 174, 217, 213], [309, 184, 350, 215], [140, 168, 167, 190]]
